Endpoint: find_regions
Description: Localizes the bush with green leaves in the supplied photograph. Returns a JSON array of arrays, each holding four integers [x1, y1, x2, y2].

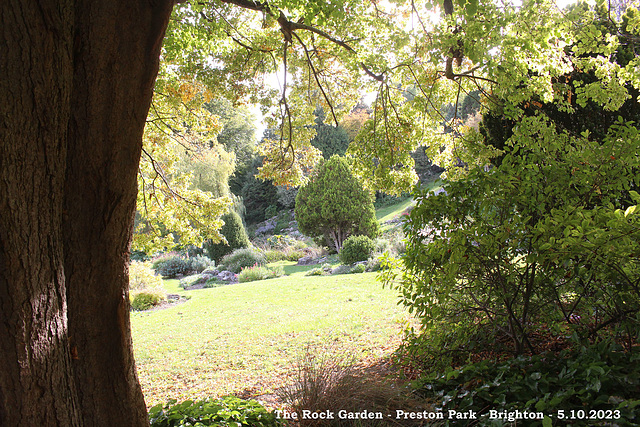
[[386, 10, 640, 359], [129, 261, 166, 310], [204, 211, 250, 263], [305, 267, 326, 276], [365, 256, 386, 272], [130, 290, 166, 311], [149, 396, 282, 427], [414, 342, 640, 426], [188, 255, 213, 273], [295, 155, 379, 252], [339, 235, 375, 265], [386, 117, 640, 360], [129, 261, 165, 291], [349, 263, 366, 274], [238, 264, 284, 283], [154, 255, 191, 278], [219, 248, 266, 273], [178, 274, 206, 289]]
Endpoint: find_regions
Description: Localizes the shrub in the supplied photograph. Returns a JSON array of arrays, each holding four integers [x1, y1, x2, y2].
[[204, 211, 250, 262], [238, 265, 284, 283], [188, 254, 214, 273], [285, 249, 305, 262], [373, 238, 390, 254], [349, 263, 366, 274], [155, 255, 191, 278], [264, 204, 278, 219], [151, 253, 174, 271], [413, 341, 640, 426], [365, 256, 386, 272], [219, 248, 266, 273], [179, 274, 206, 289], [129, 261, 164, 291], [130, 289, 165, 311], [305, 267, 325, 276], [130, 250, 148, 262], [277, 344, 404, 427], [266, 234, 296, 249], [321, 263, 333, 274], [339, 235, 375, 265], [263, 249, 286, 263], [149, 396, 282, 427]]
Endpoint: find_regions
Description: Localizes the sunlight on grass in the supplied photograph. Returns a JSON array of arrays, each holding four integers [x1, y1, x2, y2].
[[376, 198, 415, 223], [131, 273, 411, 408]]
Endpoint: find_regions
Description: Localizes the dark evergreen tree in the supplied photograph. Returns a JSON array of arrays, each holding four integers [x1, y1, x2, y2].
[[310, 106, 350, 159], [295, 155, 379, 252], [204, 211, 250, 262]]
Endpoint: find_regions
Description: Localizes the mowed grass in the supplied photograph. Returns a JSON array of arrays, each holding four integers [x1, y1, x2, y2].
[[131, 272, 412, 408], [376, 197, 415, 223]]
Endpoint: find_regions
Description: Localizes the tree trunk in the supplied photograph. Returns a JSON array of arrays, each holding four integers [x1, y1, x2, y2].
[[0, 0, 173, 425], [64, 2, 173, 424], [0, 2, 79, 425]]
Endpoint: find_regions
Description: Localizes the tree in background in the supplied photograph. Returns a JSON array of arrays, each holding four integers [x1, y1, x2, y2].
[[239, 156, 280, 225], [310, 106, 351, 158], [295, 156, 379, 252], [204, 211, 250, 263], [205, 98, 257, 169], [340, 102, 372, 142]]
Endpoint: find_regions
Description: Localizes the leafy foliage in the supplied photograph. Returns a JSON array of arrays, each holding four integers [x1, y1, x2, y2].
[[383, 3, 640, 361], [149, 396, 282, 427], [154, 256, 192, 278], [188, 255, 215, 273], [205, 98, 257, 168], [131, 291, 166, 311], [310, 106, 351, 159], [339, 235, 376, 265], [129, 261, 167, 310], [238, 264, 285, 282], [414, 342, 640, 426], [204, 211, 250, 262], [238, 156, 280, 225], [135, 70, 231, 253], [153, 255, 213, 278], [295, 155, 379, 252], [219, 248, 266, 273], [129, 261, 165, 291]]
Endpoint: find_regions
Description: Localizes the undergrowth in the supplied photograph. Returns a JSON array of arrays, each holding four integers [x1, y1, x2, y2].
[[412, 341, 640, 426], [149, 396, 282, 427]]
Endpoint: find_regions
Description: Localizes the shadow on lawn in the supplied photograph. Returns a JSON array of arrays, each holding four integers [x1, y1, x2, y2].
[[253, 345, 439, 426]]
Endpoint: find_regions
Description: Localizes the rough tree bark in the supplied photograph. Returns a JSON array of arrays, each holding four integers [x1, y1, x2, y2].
[[1, 1, 173, 425]]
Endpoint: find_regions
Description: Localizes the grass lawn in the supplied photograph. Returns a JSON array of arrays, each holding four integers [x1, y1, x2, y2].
[[131, 272, 412, 408], [375, 197, 415, 223]]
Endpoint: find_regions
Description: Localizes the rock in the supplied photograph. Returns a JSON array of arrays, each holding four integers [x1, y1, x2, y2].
[[254, 219, 276, 236], [297, 255, 315, 265], [217, 270, 238, 283]]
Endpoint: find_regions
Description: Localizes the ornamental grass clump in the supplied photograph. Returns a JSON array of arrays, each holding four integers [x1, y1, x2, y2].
[[238, 264, 284, 283]]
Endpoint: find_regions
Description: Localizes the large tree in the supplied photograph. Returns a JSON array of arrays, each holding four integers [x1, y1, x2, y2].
[[1, 1, 173, 425]]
